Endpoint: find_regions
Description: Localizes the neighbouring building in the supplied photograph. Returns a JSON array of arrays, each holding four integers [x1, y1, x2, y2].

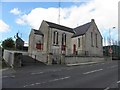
[[16, 33, 24, 50], [28, 19, 103, 64], [103, 45, 120, 59]]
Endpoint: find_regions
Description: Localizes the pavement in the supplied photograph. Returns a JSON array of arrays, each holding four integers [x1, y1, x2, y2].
[[66, 61, 101, 66], [2, 60, 120, 89]]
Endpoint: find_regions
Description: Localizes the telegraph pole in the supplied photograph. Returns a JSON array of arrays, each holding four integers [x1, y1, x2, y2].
[[58, 0, 61, 24], [109, 27, 115, 60]]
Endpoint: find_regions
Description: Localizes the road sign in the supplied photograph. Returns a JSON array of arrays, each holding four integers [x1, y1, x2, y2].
[[109, 48, 112, 54]]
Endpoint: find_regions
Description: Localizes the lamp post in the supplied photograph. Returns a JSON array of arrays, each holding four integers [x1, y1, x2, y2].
[[109, 27, 116, 60]]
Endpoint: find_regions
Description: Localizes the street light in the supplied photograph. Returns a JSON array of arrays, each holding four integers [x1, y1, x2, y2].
[[109, 27, 116, 60]]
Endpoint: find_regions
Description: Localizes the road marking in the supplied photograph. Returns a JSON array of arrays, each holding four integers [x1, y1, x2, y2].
[[0, 68, 9, 72], [1, 75, 15, 78], [31, 72, 44, 75], [83, 69, 103, 74], [23, 76, 71, 87], [101, 63, 105, 64], [52, 69, 62, 72], [104, 87, 110, 90], [107, 65, 118, 69], [117, 81, 120, 84]]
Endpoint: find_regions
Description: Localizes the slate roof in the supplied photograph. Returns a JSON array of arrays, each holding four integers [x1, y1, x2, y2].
[[32, 29, 44, 36], [72, 22, 92, 38], [44, 20, 74, 33]]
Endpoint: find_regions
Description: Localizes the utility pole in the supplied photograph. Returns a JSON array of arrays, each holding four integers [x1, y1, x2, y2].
[[58, 0, 61, 24], [109, 27, 115, 60]]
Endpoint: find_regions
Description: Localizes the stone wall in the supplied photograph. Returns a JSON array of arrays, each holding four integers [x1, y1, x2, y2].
[[85, 20, 103, 56], [29, 51, 47, 63], [65, 56, 106, 64]]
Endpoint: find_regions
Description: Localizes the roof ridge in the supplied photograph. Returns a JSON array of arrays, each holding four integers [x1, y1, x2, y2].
[[43, 20, 74, 33], [74, 22, 91, 29], [44, 20, 73, 29], [72, 22, 92, 38]]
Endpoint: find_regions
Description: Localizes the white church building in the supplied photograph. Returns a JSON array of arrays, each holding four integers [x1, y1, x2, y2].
[[28, 19, 103, 64]]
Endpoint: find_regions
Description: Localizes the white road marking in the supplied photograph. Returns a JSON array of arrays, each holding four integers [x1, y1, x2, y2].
[[1, 75, 15, 78], [107, 65, 118, 69], [35, 82, 40, 85], [0, 68, 9, 72], [31, 72, 44, 75], [83, 69, 103, 74], [104, 87, 110, 90], [117, 81, 120, 84], [23, 76, 71, 87], [101, 63, 105, 64], [52, 69, 62, 72]]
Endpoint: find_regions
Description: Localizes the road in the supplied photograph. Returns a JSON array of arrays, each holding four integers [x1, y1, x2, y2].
[[2, 60, 120, 89]]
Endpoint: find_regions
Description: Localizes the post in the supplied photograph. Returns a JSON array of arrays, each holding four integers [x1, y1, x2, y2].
[[109, 27, 116, 61]]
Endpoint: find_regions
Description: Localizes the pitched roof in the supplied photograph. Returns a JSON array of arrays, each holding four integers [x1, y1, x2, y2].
[[44, 20, 74, 33], [32, 29, 44, 36], [72, 22, 91, 38]]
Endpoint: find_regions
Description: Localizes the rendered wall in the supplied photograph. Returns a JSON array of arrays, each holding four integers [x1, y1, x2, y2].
[[65, 56, 105, 64]]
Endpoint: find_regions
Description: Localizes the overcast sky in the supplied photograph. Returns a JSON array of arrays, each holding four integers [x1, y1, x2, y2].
[[0, 0, 119, 46]]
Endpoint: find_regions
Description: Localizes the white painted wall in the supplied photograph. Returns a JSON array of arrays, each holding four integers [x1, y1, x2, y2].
[[3, 50, 28, 67]]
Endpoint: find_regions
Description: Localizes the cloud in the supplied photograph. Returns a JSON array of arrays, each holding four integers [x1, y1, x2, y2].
[[16, 15, 27, 25], [10, 8, 21, 15], [0, 20, 10, 32], [16, 0, 118, 40]]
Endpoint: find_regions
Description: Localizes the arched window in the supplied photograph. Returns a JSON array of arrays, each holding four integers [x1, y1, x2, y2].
[[53, 31, 59, 45], [91, 32, 94, 47], [78, 38, 80, 47], [95, 34, 98, 47], [62, 33, 66, 51], [62, 33, 66, 45]]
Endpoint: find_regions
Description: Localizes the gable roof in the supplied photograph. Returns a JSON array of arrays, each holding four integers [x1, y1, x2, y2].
[[72, 22, 91, 38], [32, 29, 44, 36], [44, 20, 74, 33]]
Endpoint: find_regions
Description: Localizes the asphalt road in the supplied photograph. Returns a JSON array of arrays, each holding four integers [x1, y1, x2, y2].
[[2, 60, 120, 89]]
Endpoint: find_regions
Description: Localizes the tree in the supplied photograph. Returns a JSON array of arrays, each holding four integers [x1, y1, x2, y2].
[[2, 37, 15, 49]]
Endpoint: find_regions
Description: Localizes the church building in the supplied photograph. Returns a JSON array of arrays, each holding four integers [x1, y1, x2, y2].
[[28, 19, 103, 64]]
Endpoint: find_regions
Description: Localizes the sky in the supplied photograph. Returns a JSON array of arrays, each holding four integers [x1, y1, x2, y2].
[[0, 0, 119, 46]]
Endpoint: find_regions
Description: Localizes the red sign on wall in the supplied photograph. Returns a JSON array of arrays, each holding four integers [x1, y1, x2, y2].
[[109, 48, 112, 54], [36, 43, 43, 50]]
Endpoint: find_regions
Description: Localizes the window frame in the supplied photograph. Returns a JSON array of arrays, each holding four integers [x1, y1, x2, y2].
[[78, 38, 80, 47]]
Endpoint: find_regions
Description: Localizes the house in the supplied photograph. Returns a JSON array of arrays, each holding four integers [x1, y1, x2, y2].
[[15, 33, 24, 50], [28, 19, 103, 64]]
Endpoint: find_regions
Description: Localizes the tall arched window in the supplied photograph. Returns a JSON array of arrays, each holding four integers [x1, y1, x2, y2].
[[53, 31, 59, 45], [62, 33, 66, 51], [95, 33, 98, 47], [78, 38, 80, 47], [62, 33, 66, 45]]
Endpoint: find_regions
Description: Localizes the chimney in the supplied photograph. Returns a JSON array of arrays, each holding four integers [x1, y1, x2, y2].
[[91, 19, 95, 22]]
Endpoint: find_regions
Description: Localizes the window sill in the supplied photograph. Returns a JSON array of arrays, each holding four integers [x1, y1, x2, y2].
[[53, 44, 59, 46]]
